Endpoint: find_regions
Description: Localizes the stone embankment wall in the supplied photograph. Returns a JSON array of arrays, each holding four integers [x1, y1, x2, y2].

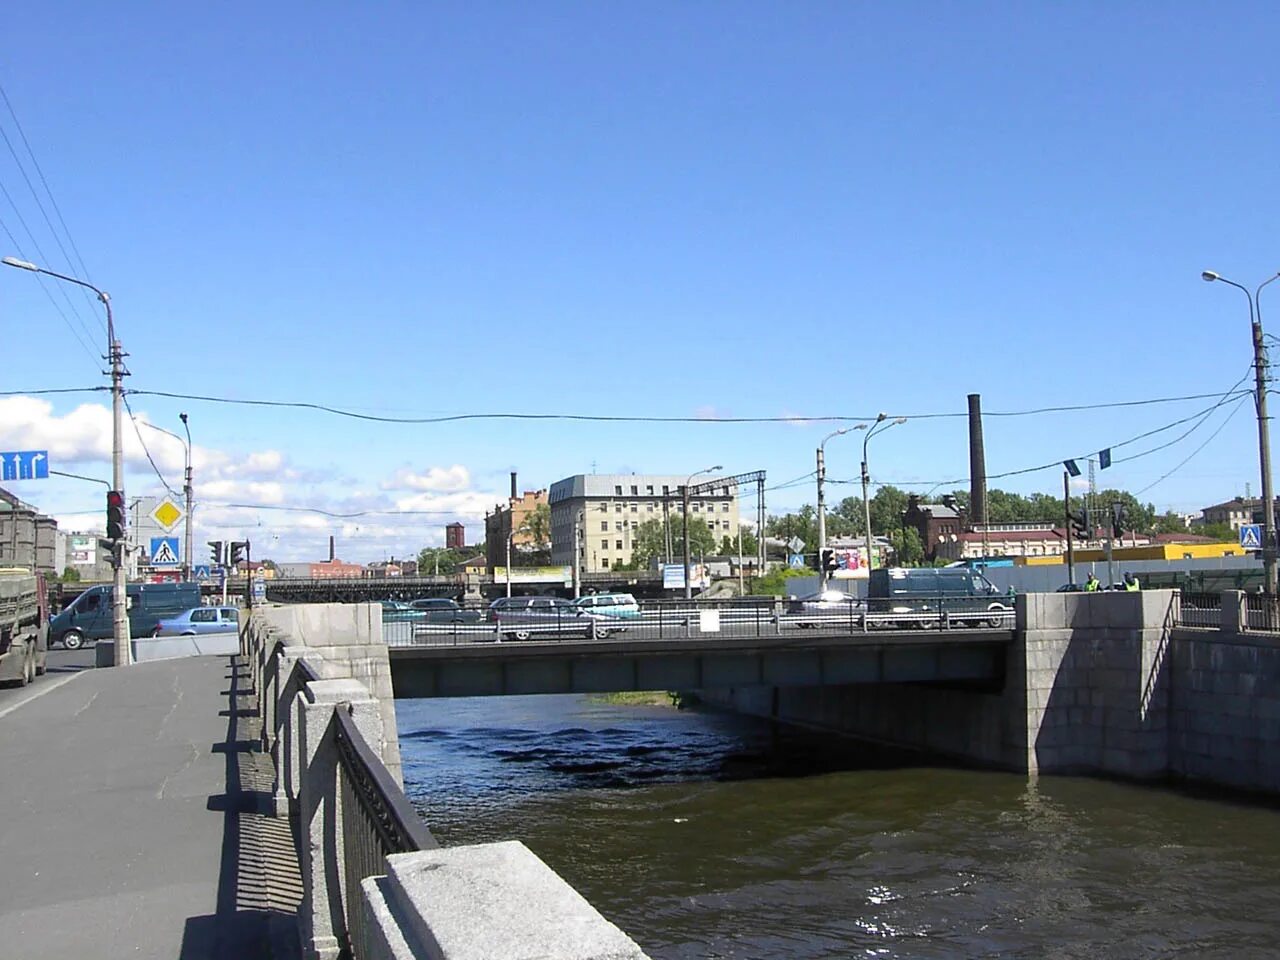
[[703, 590, 1280, 794]]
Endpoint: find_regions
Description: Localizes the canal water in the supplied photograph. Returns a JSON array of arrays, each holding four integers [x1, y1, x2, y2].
[[397, 694, 1280, 959]]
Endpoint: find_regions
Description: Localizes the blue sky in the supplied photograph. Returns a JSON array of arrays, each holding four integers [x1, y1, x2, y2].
[[2, 2, 1279, 563]]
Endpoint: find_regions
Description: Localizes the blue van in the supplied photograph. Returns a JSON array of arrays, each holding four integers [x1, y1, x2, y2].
[[49, 582, 202, 649], [867, 567, 1012, 627]]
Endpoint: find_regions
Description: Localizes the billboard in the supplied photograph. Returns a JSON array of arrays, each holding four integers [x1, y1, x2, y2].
[[829, 546, 876, 579], [70, 536, 96, 566], [492, 565, 572, 584], [661, 563, 710, 590]]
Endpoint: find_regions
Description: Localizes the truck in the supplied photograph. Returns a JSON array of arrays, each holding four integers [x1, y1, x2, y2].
[[0, 568, 49, 685], [48, 581, 201, 650]]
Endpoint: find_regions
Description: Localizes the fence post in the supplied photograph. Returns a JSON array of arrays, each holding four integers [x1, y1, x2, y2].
[[298, 678, 381, 960], [1222, 590, 1246, 633]]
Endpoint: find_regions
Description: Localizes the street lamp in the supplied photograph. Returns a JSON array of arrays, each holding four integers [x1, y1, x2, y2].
[[139, 416, 194, 581], [861, 414, 907, 574], [1203, 269, 1280, 593], [683, 464, 722, 599], [816, 425, 867, 588], [3, 255, 132, 666]]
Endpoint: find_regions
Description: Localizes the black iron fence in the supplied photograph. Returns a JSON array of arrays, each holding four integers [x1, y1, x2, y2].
[[334, 707, 437, 960], [1245, 593, 1280, 633], [1175, 592, 1222, 629]]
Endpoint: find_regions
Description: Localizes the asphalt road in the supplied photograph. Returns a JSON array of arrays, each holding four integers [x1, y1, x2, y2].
[[0, 647, 96, 713]]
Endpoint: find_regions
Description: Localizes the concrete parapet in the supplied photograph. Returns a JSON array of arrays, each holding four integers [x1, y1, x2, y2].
[[361, 842, 649, 960]]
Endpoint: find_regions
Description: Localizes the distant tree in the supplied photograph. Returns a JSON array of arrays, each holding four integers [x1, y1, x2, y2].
[[417, 547, 462, 575], [59, 566, 81, 583], [889, 526, 925, 566], [718, 527, 759, 557], [1195, 522, 1235, 542], [753, 566, 812, 597], [1152, 512, 1190, 536]]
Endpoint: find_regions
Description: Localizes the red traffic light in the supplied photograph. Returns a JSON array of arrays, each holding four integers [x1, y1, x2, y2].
[[107, 490, 124, 508]]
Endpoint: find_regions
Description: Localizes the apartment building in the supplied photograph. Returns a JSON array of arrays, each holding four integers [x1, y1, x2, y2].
[[485, 489, 549, 571], [549, 473, 740, 573]]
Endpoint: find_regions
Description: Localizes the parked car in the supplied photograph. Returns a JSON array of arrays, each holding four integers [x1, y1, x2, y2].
[[409, 598, 482, 624], [1056, 583, 1084, 593], [379, 601, 426, 622], [485, 596, 570, 622], [153, 606, 240, 637], [867, 567, 1011, 627], [571, 593, 640, 619]]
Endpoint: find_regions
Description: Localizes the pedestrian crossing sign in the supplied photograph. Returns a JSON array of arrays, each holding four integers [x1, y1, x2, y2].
[[1241, 524, 1263, 550], [150, 537, 180, 566]]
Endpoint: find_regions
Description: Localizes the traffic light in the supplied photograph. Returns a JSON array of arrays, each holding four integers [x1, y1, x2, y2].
[[820, 548, 838, 575], [228, 541, 246, 567], [1111, 503, 1127, 540], [1070, 509, 1089, 542], [208, 540, 224, 566], [106, 490, 126, 541]]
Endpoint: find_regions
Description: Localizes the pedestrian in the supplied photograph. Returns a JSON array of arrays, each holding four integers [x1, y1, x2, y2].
[[1085, 573, 1100, 592], [1123, 572, 1140, 592]]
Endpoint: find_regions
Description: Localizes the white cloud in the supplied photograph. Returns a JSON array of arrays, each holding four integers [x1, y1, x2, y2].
[[382, 465, 471, 493]]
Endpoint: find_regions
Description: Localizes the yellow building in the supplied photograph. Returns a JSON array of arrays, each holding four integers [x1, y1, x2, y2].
[[1019, 542, 1242, 565]]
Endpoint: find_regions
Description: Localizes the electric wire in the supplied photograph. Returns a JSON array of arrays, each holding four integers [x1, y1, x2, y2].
[[0, 210, 100, 366], [0, 80, 98, 310], [1133, 395, 1250, 497], [123, 387, 1252, 427], [0, 96, 100, 325], [122, 394, 180, 498], [0, 176, 97, 344], [0, 386, 106, 396]]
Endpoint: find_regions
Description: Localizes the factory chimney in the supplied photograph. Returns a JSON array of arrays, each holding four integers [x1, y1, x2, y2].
[[329, 535, 335, 563], [510, 471, 517, 502], [967, 393, 987, 527]]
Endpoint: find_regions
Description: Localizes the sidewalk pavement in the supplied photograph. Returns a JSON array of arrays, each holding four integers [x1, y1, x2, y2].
[[0, 653, 301, 959]]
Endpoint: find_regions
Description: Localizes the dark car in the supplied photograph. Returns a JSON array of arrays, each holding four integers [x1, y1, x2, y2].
[[409, 598, 482, 624], [1055, 583, 1084, 593]]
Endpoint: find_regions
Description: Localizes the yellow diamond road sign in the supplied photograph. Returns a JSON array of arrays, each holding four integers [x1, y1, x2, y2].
[[152, 499, 183, 530]]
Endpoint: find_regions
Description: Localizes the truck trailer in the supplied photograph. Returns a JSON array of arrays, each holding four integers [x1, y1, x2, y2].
[[0, 568, 48, 685]]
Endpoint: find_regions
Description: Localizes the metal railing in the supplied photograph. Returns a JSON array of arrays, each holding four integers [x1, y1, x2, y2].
[[1174, 592, 1222, 629], [380, 597, 1016, 647], [334, 707, 437, 960], [1245, 593, 1280, 633]]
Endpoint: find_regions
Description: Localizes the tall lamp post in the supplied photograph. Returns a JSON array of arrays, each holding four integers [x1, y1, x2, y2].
[[860, 414, 907, 574], [816, 426, 866, 589], [1203, 269, 1280, 594], [139, 416, 194, 582], [3, 255, 131, 666], [683, 465, 722, 599]]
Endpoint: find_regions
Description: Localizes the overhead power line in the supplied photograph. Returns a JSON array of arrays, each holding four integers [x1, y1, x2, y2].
[[123, 387, 1251, 427], [123, 394, 179, 498]]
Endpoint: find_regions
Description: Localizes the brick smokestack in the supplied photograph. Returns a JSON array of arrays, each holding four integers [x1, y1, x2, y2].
[[510, 471, 517, 501], [967, 393, 987, 526], [329, 535, 335, 563]]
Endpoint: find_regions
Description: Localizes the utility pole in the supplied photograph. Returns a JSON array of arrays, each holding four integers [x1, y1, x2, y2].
[[1063, 470, 1076, 585], [180, 413, 193, 584], [572, 514, 583, 599], [817, 444, 828, 588], [2, 258, 132, 666]]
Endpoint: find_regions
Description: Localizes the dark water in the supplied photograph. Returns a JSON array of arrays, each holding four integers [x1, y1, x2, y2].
[[397, 695, 1280, 959]]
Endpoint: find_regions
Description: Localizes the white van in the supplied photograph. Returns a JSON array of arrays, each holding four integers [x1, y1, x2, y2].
[[571, 593, 640, 619]]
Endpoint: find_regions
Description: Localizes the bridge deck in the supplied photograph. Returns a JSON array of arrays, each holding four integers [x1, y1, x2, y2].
[[388, 630, 1012, 698]]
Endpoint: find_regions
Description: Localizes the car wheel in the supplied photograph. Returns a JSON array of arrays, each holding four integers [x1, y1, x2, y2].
[[62, 630, 83, 651], [512, 630, 531, 641]]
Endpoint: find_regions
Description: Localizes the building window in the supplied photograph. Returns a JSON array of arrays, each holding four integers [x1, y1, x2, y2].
[[616, 540, 623, 550], [630, 504, 638, 513], [615, 522, 623, 531], [600, 522, 608, 532], [602, 539, 609, 550], [602, 557, 610, 568], [722, 503, 730, 512], [693, 503, 700, 512], [647, 503, 655, 512], [616, 504, 623, 513], [631, 485, 638, 495], [646, 485, 654, 495], [663, 485, 670, 495], [615, 485, 623, 495]]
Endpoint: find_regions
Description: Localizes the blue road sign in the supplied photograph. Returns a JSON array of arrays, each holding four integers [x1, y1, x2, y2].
[[150, 537, 180, 566], [1241, 524, 1263, 550], [0, 450, 49, 481], [788, 553, 806, 569], [194, 564, 212, 581]]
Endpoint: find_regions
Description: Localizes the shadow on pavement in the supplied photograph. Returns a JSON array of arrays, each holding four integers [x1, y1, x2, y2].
[[180, 658, 301, 959]]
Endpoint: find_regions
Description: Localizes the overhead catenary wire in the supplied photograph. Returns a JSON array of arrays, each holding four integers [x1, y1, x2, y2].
[[1133, 394, 1251, 497], [122, 394, 180, 498]]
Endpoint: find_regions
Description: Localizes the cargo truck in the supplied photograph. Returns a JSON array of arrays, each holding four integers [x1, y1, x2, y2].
[[0, 568, 49, 685]]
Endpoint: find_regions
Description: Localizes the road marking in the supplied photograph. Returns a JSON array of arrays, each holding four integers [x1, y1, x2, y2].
[[0, 671, 86, 720]]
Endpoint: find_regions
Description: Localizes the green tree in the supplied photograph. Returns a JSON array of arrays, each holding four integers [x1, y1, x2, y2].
[[623, 516, 718, 569], [518, 502, 551, 550], [718, 527, 759, 557], [58, 565, 81, 583], [1152, 511, 1190, 536], [753, 566, 812, 596], [417, 547, 463, 575], [1195, 522, 1235, 542], [889, 526, 925, 566]]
